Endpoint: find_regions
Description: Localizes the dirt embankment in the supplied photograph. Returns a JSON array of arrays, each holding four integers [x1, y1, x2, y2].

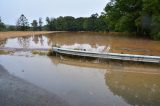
[[0, 31, 60, 41]]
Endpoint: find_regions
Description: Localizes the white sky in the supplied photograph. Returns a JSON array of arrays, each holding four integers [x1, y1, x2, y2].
[[0, 0, 109, 25]]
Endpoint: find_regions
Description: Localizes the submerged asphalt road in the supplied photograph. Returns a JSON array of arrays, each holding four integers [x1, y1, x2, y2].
[[0, 65, 69, 106]]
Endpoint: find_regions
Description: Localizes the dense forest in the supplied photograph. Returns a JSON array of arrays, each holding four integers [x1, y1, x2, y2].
[[0, 0, 160, 39]]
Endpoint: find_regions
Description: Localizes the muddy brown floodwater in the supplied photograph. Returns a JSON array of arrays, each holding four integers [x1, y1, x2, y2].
[[1, 32, 160, 55], [0, 32, 160, 106]]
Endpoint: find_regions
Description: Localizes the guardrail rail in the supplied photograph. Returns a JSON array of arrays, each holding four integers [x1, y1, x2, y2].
[[53, 47, 160, 63]]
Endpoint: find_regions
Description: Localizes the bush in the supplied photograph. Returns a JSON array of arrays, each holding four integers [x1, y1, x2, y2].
[[152, 32, 160, 40], [151, 15, 160, 40]]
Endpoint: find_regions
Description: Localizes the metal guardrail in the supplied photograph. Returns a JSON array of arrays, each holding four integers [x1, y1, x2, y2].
[[53, 47, 160, 63]]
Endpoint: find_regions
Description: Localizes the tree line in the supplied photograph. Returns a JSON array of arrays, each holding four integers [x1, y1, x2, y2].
[[45, 13, 108, 31], [0, 0, 160, 39], [0, 13, 108, 32]]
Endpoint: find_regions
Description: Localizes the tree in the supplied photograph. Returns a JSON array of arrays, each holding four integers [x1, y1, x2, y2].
[[16, 14, 29, 31], [39, 17, 43, 31], [46, 17, 50, 30], [0, 17, 6, 31], [31, 20, 38, 31], [96, 15, 108, 32], [104, 0, 139, 32], [62, 16, 76, 31], [75, 17, 85, 31], [54, 16, 66, 31], [83, 13, 99, 31], [103, 0, 160, 39], [142, 0, 160, 39], [45, 15, 108, 32], [7, 25, 16, 31], [46, 17, 56, 31]]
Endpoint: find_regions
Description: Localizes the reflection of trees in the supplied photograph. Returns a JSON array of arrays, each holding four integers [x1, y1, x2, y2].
[[49, 54, 160, 106], [18, 36, 30, 48], [49, 56, 60, 65], [48, 55, 109, 69], [48, 51, 160, 106], [32, 35, 44, 46], [0, 39, 7, 47], [46, 35, 54, 46], [105, 70, 160, 106], [32, 35, 39, 44], [39, 35, 44, 46]]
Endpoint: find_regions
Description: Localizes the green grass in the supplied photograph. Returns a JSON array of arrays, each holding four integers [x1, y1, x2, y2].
[[0, 50, 10, 55], [32, 50, 51, 56]]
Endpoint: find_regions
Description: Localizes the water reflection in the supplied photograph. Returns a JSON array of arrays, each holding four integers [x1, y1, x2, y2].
[[0, 39, 7, 47], [32, 35, 39, 44], [3, 35, 51, 48], [18, 36, 30, 48], [51, 55, 160, 106], [105, 65, 160, 106], [0, 53, 160, 106], [1, 32, 160, 106], [45, 32, 160, 55], [0, 55, 129, 106], [32, 35, 46, 46]]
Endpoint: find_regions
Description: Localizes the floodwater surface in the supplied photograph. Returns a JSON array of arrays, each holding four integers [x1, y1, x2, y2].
[[1, 32, 160, 55], [0, 32, 160, 106], [0, 53, 160, 106]]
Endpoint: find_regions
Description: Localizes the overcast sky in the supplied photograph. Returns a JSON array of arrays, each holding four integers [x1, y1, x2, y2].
[[0, 0, 109, 25]]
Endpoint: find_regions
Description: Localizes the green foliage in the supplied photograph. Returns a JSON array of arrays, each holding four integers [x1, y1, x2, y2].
[[104, 0, 160, 39], [45, 14, 108, 32], [115, 14, 135, 32], [38, 17, 43, 31], [153, 32, 160, 40], [46, 17, 56, 31], [142, 0, 159, 14], [95, 15, 108, 31], [31, 20, 38, 31], [46, 16, 77, 31], [75, 17, 85, 31], [0, 17, 6, 31], [32, 50, 49, 55], [7, 25, 16, 31], [151, 15, 160, 40]]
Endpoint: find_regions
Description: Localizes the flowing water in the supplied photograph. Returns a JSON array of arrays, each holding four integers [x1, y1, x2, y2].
[[0, 32, 160, 106]]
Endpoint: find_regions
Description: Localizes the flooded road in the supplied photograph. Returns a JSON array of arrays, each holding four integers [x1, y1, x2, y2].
[[0, 32, 160, 106], [0, 53, 160, 106]]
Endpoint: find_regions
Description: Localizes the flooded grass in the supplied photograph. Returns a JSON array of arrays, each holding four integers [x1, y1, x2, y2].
[[32, 50, 50, 56], [0, 50, 11, 55]]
